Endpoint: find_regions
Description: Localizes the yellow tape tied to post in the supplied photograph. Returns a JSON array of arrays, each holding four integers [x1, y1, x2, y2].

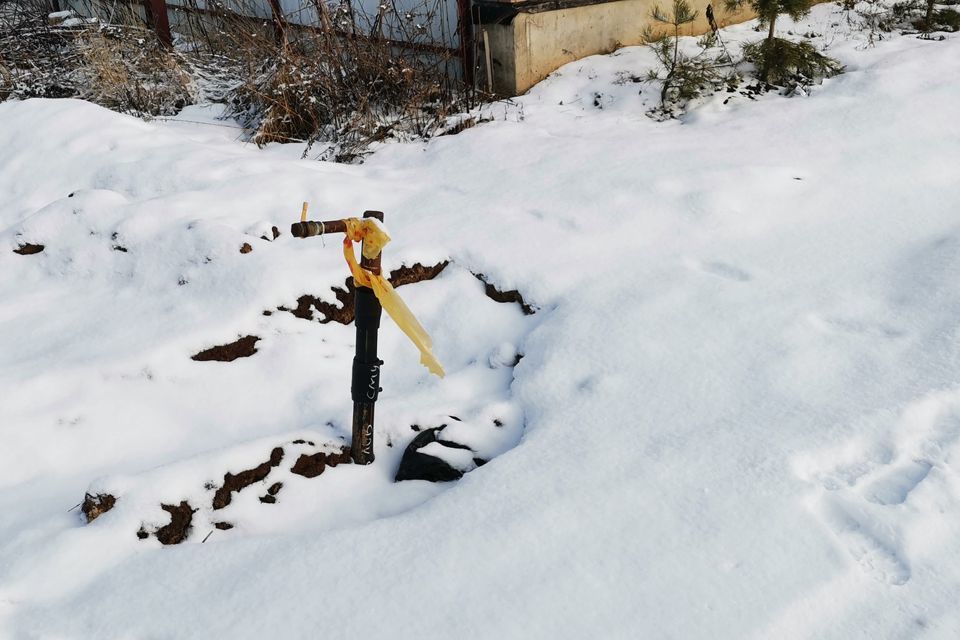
[[341, 218, 445, 378]]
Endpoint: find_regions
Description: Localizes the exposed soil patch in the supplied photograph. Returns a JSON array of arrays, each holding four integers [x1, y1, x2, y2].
[[290, 446, 352, 478], [13, 243, 44, 255], [212, 447, 284, 509], [156, 501, 196, 545], [282, 281, 355, 324], [390, 261, 449, 287], [191, 335, 260, 362], [81, 492, 116, 523], [473, 273, 536, 315], [88, 439, 363, 545], [260, 481, 284, 503], [277, 261, 449, 325], [240, 242, 253, 254]]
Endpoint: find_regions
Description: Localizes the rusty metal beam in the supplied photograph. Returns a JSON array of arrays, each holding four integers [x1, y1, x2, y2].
[[456, 0, 475, 85], [143, 0, 172, 47], [290, 219, 348, 237], [266, 0, 286, 44]]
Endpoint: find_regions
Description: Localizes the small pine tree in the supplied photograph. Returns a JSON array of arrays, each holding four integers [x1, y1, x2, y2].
[[725, 0, 812, 43], [725, 0, 843, 85], [724, 0, 812, 80], [644, 0, 726, 116], [645, 0, 698, 105]]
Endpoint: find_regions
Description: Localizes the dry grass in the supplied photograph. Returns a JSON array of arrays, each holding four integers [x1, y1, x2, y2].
[[77, 25, 192, 116], [182, 0, 484, 160], [0, 3, 191, 116], [1, 0, 493, 160]]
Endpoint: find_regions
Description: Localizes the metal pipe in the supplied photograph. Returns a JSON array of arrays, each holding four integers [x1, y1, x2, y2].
[[290, 219, 347, 238], [350, 210, 384, 464], [290, 211, 385, 465]]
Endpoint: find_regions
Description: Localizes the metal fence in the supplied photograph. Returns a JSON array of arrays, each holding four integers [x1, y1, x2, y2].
[[60, 0, 476, 83]]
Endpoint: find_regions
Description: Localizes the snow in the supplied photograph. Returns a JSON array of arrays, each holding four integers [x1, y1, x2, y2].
[[2, 4, 960, 638]]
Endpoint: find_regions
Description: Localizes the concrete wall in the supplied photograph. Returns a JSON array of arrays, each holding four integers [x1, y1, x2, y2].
[[482, 0, 754, 96]]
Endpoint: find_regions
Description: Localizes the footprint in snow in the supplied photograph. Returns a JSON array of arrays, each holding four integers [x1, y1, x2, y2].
[[809, 314, 905, 340], [861, 459, 932, 506], [817, 495, 911, 586], [693, 260, 752, 282], [793, 389, 960, 586]]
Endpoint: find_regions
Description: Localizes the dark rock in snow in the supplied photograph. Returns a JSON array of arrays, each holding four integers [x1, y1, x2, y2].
[[395, 428, 467, 483], [436, 438, 471, 451]]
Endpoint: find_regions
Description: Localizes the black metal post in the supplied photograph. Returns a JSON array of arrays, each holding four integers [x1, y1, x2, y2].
[[291, 210, 385, 465], [350, 211, 384, 464]]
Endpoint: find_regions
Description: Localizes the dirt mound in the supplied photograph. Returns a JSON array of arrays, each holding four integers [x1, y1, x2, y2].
[[191, 335, 260, 362], [212, 447, 284, 509], [13, 243, 44, 255]]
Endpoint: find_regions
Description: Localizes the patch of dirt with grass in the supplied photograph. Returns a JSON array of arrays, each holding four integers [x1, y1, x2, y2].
[[81, 493, 116, 523]]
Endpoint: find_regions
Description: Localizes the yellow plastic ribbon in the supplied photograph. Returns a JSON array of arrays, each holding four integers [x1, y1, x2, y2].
[[342, 218, 445, 378]]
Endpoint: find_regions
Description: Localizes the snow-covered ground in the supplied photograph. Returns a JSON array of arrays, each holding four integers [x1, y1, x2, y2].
[[2, 4, 960, 638]]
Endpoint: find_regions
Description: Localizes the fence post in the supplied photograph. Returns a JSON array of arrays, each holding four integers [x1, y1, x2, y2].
[[457, 0, 475, 86], [143, 0, 173, 48], [267, 0, 287, 45]]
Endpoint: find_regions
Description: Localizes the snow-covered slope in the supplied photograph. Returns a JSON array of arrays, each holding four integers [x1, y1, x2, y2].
[[2, 5, 960, 638]]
